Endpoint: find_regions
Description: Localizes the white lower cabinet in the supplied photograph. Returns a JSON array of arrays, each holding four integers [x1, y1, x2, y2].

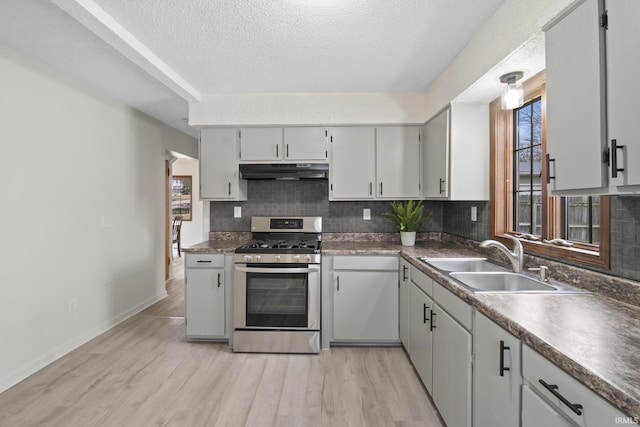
[[406, 266, 472, 427], [522, 344, 627, 427], [409, 280, 434, 394], [432, 301, 472, 427], [522, 384, 572, 427], [399, 258, 412, 351], [185, 253, 226, 339], [473, 312, 522, 427], [332, 256, 399, 342]]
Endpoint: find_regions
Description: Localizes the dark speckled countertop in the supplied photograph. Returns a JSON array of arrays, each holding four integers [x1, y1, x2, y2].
[[185, 237, 640, 418]]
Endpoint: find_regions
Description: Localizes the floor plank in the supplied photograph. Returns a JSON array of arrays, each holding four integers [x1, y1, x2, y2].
[[0, 259, 444, 427]]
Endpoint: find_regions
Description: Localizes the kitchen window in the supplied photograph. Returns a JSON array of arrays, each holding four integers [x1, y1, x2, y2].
[[489, 70, 610, 269]]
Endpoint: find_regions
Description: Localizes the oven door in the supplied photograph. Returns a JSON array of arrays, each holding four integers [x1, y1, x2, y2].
[[234, 263, 320, 330]]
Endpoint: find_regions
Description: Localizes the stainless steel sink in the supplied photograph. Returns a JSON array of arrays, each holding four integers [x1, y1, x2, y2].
[[421, 257, 506, 273], [449, 272, 587, 293]]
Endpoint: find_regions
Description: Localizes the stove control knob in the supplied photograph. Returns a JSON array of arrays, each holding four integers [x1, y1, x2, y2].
[[255, 255, 262, 262], [244, 255, 253, 262], [305, 255, 312, 263], [275, 255, 281, 262], [293, 255, 301, 262]]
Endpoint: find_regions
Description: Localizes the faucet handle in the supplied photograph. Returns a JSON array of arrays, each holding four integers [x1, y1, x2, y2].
[[528, 266, 549, 282]]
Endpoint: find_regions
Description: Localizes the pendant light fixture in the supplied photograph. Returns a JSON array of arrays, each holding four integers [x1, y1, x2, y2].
[[499, 71, 524, 110]]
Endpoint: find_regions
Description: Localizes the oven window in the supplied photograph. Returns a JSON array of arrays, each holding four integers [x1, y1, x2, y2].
[[245, 272, 309, 328]]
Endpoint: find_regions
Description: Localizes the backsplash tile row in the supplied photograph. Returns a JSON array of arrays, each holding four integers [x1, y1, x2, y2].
[[209, 180, 443, 233], [442, 201, 490, 242]]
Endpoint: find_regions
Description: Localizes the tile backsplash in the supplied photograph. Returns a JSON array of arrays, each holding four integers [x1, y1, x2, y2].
[[209, 180, 640, 282], [209, 180, 443, 233]]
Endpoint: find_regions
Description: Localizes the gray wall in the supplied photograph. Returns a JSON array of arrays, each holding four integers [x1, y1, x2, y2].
[[209, 181, 639, 282]]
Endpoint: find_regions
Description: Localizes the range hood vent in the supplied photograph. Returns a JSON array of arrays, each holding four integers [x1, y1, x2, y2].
[[239, 163, 329, 180]]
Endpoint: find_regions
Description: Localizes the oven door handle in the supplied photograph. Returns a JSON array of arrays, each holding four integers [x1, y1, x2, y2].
[[235, 266, 319, 274]]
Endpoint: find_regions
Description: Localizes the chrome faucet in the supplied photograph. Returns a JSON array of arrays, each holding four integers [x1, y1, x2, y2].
[[480, 235, 524, 273]]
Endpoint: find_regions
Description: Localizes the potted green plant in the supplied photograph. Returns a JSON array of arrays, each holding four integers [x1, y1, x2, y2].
[[382, 200, 431, 246]]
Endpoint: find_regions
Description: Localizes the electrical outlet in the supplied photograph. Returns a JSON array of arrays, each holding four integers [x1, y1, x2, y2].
[[471, 206, 478, 222], [68, 298, 78, 313], [363, 208, 371, 220], [234, 206, 242, 218]]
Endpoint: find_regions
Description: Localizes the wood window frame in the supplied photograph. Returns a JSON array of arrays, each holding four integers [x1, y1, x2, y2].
[[489, 70, 610, 270]]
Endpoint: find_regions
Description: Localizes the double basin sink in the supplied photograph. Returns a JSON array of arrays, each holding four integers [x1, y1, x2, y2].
[[421, 257, 586, 294]]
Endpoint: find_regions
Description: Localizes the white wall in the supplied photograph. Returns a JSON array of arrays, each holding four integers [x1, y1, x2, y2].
[[189, 92, 425, 126], [422, 0, 576, 121], [0, 45, 197, 393], [172, 158, 205, 247]]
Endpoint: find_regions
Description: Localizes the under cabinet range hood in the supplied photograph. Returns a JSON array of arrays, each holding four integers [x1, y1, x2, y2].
[[239, 163, 329, 180]]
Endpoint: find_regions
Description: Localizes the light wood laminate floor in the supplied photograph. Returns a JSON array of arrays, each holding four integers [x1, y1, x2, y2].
[[0, 256, 444, 427]]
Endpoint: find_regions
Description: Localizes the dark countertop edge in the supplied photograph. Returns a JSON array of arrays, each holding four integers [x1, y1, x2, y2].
[[181, 239, 639, 417]]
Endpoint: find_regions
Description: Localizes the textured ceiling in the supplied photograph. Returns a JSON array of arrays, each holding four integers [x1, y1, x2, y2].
[[0, 0, 508, 137], [93, 0, 504, 93]]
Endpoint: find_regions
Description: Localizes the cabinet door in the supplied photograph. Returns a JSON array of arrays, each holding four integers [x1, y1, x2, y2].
[[333, 271, 398, 341], [399, 259, 411, 351], [185, 267, 225, 338], [409, 282, 434, 394], [330, 127, 376, 200], [200, 128, 246, 200], [545, 0, 607, 193], [474, 313, 522, 427], [607, 0, 640, 189], [239, 128, 283, 161], [432, 304, 472, 427], [283, 127, 328, 161], [423, 109, 449, 198], [376, 127, 421, 199], [522, 385, 572, 427]]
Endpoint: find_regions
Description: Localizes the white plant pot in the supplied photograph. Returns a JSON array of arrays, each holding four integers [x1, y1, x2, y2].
[[400, 231, 416, 246]]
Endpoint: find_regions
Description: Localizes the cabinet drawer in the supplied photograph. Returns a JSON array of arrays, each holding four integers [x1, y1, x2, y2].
[[409, 265, 433, 297], [523, 345, 625, 426], [333, 256, 398, 271], [433, 281, 472, 330], [186, 253, 225, 268]]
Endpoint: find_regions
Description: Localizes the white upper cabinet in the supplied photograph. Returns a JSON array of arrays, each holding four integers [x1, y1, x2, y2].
[[239, 127, 329, 163], [545, 0, 640, 194], [423, 108, 449, 198], [283, 127, 329, 161], [545, 0, 607, 194], [238, 127, 284, 162], [607, 0, 640, 191], [329, 127, 376, 199], [423, 103, 489, 200], [376, 126, 421, 199], [200, 128, 247, 200], [330, 126, 422, 201]]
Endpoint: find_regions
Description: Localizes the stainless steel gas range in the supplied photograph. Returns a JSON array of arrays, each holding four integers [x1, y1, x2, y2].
[[233, 216, 322, 354]]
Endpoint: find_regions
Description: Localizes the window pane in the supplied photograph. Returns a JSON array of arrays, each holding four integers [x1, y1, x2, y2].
[[515, 192, 532, 234], [564, 196, 600, 244], [532, 191, 543, 236], [532, 100, 542, 146]]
